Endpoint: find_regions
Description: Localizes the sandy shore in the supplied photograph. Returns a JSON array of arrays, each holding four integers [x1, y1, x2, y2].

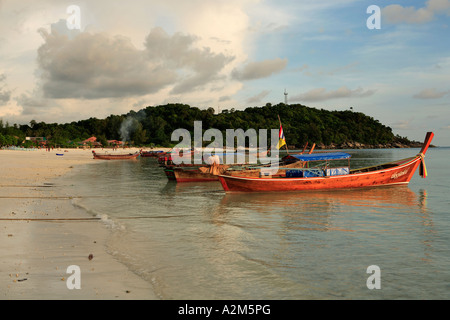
[[0, 148, 166, 299]]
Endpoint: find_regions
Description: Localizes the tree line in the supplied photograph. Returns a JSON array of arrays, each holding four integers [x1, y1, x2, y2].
[[0, 103, 411, 148]]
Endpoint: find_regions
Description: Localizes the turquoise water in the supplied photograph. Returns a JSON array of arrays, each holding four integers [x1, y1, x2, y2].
[[60, 147, 450, 299]]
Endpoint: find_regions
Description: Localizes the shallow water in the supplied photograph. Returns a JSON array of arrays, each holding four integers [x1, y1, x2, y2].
[[60, 147, 450, 299]]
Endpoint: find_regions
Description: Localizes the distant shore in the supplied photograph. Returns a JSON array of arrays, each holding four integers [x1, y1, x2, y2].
[[0, 148, 158, 299], [297, 140, 429, 150]]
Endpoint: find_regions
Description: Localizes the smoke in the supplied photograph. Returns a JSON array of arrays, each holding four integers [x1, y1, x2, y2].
[[119, 110, 146, 142], [119, 117, 137, 142]]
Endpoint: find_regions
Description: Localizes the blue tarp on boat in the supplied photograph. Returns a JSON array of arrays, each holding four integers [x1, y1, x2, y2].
[[287, 152, 351, 161]]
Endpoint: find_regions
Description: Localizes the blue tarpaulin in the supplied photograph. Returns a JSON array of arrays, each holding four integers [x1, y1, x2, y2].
[[287, 152, 351, 162]]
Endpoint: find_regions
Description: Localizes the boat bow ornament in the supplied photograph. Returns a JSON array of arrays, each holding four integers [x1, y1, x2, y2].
[[418, 152, 427, 178]]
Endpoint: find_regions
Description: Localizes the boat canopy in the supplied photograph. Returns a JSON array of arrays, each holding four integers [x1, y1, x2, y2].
[[287, 152, 351, 162]]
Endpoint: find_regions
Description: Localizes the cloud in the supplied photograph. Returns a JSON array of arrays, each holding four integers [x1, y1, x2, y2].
[[383, 0, 450, 24], [37, 28, 176, 99], [293, 64, 309, 73], [0, 73, 11, 104], [413, 88, 449, 99], [15, 93, 48, 115], [246, 90, 271, 103], [36, 24, 235, 100], [219, 95, 232, 102], [291, 86, 375, 102], [391, 120, 412, 130], [232, 58, 288, 80], [37, 28, 179, 100], [144, 27, 234, 95]]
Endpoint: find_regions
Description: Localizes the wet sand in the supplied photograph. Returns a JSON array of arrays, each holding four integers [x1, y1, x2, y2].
[[0, 148, 163, 299]]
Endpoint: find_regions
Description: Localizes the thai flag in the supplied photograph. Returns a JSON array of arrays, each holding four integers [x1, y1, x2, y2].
[[277, 124, 286, 149]]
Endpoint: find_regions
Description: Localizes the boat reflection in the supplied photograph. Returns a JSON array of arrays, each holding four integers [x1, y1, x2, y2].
[[161, 180, 223, 194], [161, 181, 424, 215], [219, 185, 420, 211]]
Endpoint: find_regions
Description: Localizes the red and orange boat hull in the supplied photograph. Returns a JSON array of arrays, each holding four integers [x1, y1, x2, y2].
[[218, 132, 434, 193]]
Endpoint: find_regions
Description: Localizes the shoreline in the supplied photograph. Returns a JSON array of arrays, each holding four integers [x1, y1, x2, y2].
[[0, 148, 158, 299]]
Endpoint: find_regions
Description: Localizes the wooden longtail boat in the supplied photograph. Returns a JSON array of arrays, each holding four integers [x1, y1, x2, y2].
[[159, 148, 268, 166], [169, 159, 306, 183], [170, 164, 230, 182], [163, 163, 206, 181], [92, 150, 140, 160], [141, 150, 167, 157], [218, 132, 434, 192]]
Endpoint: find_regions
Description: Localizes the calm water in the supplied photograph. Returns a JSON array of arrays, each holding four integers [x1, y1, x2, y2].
[[59, 147, 450, 299]]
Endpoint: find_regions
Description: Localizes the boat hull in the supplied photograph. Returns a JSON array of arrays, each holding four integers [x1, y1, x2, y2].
[[219, 157, 421, 192], [170, 160, 305, 183], [141, 151, 167, 158], [93, 152, 140, 160], [164, 168, 176, 181], [219, 132, 434, 192], [173, 169, 219, 182]]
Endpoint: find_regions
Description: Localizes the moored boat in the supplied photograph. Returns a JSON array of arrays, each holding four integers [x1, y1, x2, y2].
[[218, 132, 434, 192], [92, 150, 140, 160], [163, 163, 206, 181], [171, 165, 228, 182], [168, 157, 305, 183], [141, 150, 167, 157]]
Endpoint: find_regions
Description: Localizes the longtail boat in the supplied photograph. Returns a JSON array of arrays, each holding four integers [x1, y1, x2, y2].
[[141, 150, 167, 157], [218, 132, 434, 192], [159, 147, 268, 166], [171, 164, 230, 182], [92, 150, 140, 160], [168, 158, 306, 183], [163, 163, 206, 181]]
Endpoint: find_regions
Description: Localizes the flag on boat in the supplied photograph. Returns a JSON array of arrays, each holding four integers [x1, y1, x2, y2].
[[276, 123, 286, 149]]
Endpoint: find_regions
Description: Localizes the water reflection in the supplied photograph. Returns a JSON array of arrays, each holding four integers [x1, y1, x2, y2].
[[219, 185, 420, 212], [66, 148, 449, 299]]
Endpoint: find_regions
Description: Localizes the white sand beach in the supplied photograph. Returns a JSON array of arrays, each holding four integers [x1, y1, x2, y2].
[[0, 148, 165, 299]]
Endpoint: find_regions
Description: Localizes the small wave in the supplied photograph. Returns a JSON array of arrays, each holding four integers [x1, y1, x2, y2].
[[70, 198, 125, 231]]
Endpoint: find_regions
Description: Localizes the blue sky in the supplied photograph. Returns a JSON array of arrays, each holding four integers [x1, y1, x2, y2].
[[0, 0, 449, 145]]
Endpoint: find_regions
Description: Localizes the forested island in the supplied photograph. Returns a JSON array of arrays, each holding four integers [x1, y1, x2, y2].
[[0, 103, 422, 149]]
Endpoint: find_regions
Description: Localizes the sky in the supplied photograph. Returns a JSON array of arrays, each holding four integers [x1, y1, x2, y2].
[[0, 0, 449, 145]]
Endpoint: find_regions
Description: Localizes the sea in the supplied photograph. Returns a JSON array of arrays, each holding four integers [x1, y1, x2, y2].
[[58, 147, 450, 300]]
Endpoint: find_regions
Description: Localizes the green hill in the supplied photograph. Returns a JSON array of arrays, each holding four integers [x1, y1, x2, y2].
[[1, 103, 418, 148]]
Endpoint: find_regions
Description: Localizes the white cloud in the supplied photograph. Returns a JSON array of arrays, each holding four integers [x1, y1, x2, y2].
[[291, 86, 376, 102], [144, 27, 234, 95], [232, 58, 288, 80], [37, 27, 180, 100], [413, 88, 449, 99], [383, 0, 450, 24], [391, 120, 412, 130], [246, 90, 271, 104], [0, 0, 255, 120]]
